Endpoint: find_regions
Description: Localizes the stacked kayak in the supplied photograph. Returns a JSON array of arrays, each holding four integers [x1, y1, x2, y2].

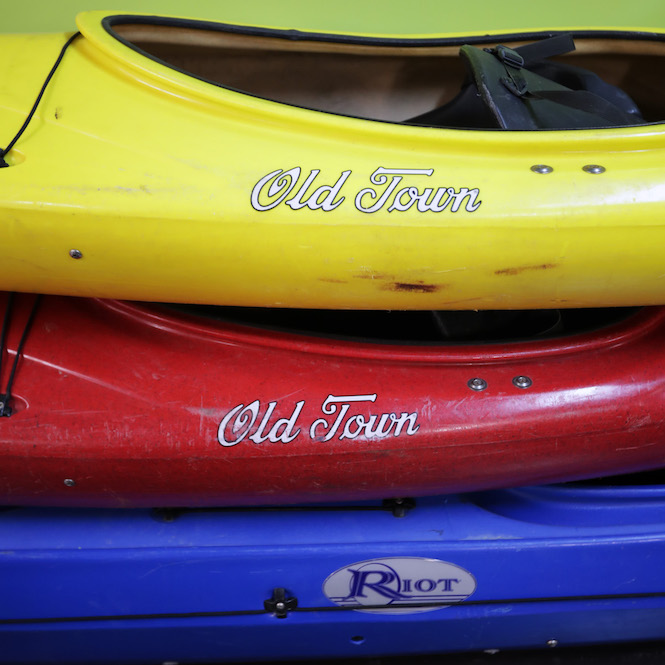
[[0, 293, 665, 507], [1, 13, 665, 309], [4, 482, 665, 664], [2, 8, 665, 662]]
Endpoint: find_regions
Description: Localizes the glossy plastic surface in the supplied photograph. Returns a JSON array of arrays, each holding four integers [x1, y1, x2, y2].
[[2, 293, 665, 507], [1, 17, 665, 308], [2, 483, 665, 663]]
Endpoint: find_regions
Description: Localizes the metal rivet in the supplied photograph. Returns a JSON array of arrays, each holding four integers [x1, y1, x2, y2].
[[69, 249, 83, 259], [512, 375, 533, 389], [582, 164, 605, 174], [531, 164, 553, 174], [468, 378, 487, 391], [547, 639, 559, 648], [275, 602, 286, 612], [64, 479, 76, 487]]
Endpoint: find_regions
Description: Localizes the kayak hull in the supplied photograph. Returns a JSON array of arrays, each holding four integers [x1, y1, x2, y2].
[[1, 293, 665, 507], [2, 483, 665, 663], [2, 17, 665, 309]]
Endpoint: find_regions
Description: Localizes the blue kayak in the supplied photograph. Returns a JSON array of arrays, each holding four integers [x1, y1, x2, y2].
[[2, 479, 665, 663]]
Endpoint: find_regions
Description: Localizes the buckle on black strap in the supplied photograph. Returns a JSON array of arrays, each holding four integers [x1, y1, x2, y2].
[[501, 75, 529, 97], [487, 44, 525, 69]]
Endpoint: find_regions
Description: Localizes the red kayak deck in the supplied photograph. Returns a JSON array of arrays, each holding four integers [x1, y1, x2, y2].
[[1, 293, 664, 507]]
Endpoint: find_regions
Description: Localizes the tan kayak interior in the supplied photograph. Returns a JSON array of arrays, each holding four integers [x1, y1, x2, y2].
[[112, 22, 665, 124]]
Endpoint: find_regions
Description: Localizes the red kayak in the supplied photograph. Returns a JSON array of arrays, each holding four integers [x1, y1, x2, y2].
[[0, 292, 664, 507]]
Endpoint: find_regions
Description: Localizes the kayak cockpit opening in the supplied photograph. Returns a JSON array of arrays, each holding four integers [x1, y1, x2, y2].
[[162, 304, 638, 345], [106, 16, 665, 129]]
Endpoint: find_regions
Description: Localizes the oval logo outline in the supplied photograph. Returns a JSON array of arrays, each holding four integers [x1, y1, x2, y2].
[[323, 556, 477, 615]]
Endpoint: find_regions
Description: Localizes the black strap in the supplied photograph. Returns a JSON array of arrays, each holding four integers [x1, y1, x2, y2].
[[408, 33, 642, 130], [513, 33, 576, 64], [533, 88, 641, 125], [462, 36, 642, 130]]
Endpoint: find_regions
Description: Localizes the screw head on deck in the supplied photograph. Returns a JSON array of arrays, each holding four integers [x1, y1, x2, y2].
[[582, 164, 606, 174], [468, 378, 488, 391], [512, 375, 533, 389]]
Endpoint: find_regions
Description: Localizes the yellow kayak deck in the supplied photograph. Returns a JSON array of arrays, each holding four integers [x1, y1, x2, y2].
[[1, 12, 665, 309]]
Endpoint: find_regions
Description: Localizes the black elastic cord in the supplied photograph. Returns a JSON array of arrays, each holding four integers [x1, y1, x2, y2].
[[4, 295, 42, 397], [0, 295, 41, 417], [0, 292, 15, 382], [4, 589, 665, 625], [0, 31, 80, 167], [0, 293, 15, 416]]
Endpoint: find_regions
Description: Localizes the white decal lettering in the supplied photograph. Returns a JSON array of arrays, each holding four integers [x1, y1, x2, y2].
[[268, 400, 305, 443], [252, 168, 351, 212], [218, 400, 260, 447], [217, 394, 420, 447], [392, 412, 421, 436], [449, 187, 482, 212], [250, 166, 481, 214], [251, 167, 301, 211], [285, 169, 321, 210]]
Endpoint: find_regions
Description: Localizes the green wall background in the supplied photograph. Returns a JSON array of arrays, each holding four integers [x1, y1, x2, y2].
[[3, 0, 665, 34]]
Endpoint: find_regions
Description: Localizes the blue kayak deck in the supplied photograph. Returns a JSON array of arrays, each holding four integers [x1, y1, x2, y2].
[[2, 484, 665, 663]]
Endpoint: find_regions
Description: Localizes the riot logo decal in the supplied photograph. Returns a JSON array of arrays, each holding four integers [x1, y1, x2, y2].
[[323, 557, 476, 614]]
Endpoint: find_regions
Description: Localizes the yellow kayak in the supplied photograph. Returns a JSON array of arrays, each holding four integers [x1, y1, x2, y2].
[[1, 11, 665, 309]]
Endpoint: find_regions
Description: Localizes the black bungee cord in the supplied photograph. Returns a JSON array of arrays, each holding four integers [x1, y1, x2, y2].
[[0, 30, 80, 167], [0, 31, 71, 412], [0, 295, 42, 417]]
